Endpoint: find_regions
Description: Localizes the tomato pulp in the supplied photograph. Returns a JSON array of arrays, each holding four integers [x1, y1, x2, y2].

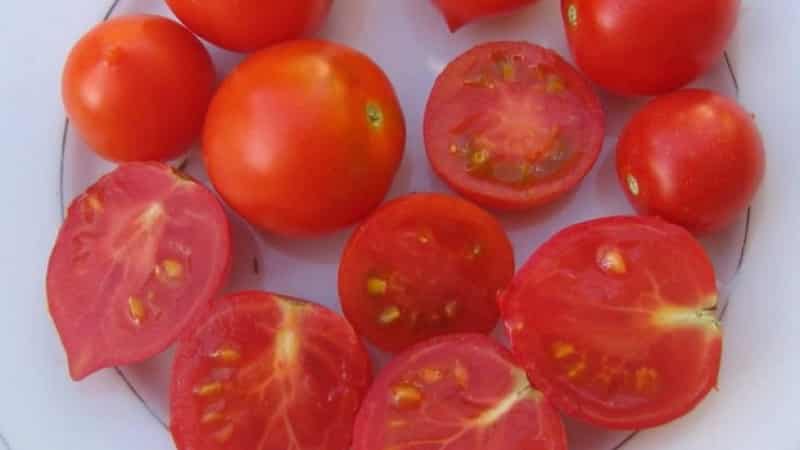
[[500, 216, 722, 429]]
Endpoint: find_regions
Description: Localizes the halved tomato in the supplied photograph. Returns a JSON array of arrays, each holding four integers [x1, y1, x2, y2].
[[424, 41, 605, 210], [46, 162, 231, 380], [500, 216, 722, 429], [353, 334, 568, 450], [338, 193, 514, 353], [170, 291, 372, 450], [432, 0, 538, 32]]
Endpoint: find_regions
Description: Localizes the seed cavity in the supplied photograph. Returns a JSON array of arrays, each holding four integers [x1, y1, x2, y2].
[[627, 174, 640, 196], [379, 306, 401, 324], [391, 383, 423, 410], [127, 296, 146, 325], [367, 277, 388, 296], [194, 381, 223, 397], [597, 247, 627, 275]]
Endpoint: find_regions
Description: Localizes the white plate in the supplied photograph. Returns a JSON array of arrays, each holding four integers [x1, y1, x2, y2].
[[1, 1, 799, 450]]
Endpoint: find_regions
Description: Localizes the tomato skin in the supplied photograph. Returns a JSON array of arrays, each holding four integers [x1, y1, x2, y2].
[[432, 0, 538, 31], [165, 0, 332, 52], [170, 291, 372, 450], [616, 89, 765, 233], [562, 0, 740, 96], [47, 162, 231, 380], [338, 193, 514, 353], [62, 15, 215, 162], [500, 216, 722, 429], [203, 40, 406, 235]]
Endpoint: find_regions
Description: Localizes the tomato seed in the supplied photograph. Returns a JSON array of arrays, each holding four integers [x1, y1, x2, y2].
[[212, 423, 234, 444], [127, 296, 146, 325], [444, 301, 459, 318], [367, 277, 388, 296], [379, 306, 401, 324], [194, 381, 223, 397], [391, 383, 423, 410], [210, 347, 241, 364], [551, 341, 576, 360], [626, 174, 640, 196], [634, 367, 659, 393], [420, 367, 443, 384], [597, 247, 627, 275], [201, 411, 224, 424], [156, 258, 184, 280], [453, 362, 469, 388]]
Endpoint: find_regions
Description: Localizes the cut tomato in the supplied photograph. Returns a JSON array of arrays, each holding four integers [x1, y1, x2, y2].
[[338, 193, 514, 353], [432, 0, 538, 32], [353, 334, 567, 450], [46, 162, 231, 380], [170, 291, 372, 450], [500, 216, 722, 429], [424, 41, 605, 210]]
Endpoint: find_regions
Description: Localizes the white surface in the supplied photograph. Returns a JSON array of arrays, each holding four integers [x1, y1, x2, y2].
[[0, 1, 798, 449]]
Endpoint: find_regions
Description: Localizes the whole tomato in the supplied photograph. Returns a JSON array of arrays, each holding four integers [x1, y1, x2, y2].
[[203, 40, 406, 236], [616, 89, 765, 233], [561, 0, 740, 96]]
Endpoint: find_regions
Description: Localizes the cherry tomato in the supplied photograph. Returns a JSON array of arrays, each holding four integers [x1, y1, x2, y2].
[[165, 0, 332, 52], [353, 334, 567, 450], [432, 0, 538, 31], [500, 216, 722, 429], [562, 0, 740, 96], [424, 42, 605, 210], [339, 194, 514, 353], [46, 163, 231, 380], [616, 89, 765, 233], [170, 291, 372, 450], [62, 15, 215, 162], [203, 40, 406, 235]]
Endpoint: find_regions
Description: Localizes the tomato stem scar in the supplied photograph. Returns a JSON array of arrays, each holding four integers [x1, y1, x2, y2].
[[366, 102, 383, 128]]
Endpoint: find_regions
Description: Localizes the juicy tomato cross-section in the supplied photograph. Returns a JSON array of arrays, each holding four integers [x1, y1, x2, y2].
[[46, 162, 231, 380], [432, 0, 539, 31], [500, 216, 723, 429], [338, 193, 514, 353], [170, 291, 372, 450], [424, 41, 605, 210], [353, 334, 568, 450]]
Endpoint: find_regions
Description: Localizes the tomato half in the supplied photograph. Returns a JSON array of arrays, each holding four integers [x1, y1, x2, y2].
[[500, 216, 722, 429], [562, 0, 740, 96], [62, 15, 215, 162], [203, 39, 406, 235], [353, 334, 567, 450], [170, 291, 372, 450], [617, 89, 765, 233], [165, 0, 332, 52], [424, 42, 605, 210], [47, 163, 231, 380], [432, 0, 538, 32], [339, 194, 514, 353]]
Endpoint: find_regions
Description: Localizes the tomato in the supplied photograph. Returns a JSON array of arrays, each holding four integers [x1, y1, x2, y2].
[[432, 0, 538, 31], [500, 216, 722, 429], [616, 89, 765, 233], [424, 42, 605, 210], [353, 334, 567, 450], [170, 291, 372, 450], [203, 40, 406, 235], [562, 0, 740, 96], [338, 194, 514, 353], [165, 0, 332, 52], [46, 163, 231, 380], [62, 15, 215, 162]]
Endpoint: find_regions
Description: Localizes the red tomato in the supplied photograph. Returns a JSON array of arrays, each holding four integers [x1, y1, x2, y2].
[[46, 163, 231, 380], [62, 15, 215, 162], [500, 216, 722, 429], [339, 194, 514, 353], [170, 291, 372, 450], [562, 0, 740, 96], [424, 42, 605, 210], [353, 334, 568, 450], [203, 40, 406, 235], [616, 89, 765, 233], [432, 0, 538, 31], [165, 0, 332, 52]]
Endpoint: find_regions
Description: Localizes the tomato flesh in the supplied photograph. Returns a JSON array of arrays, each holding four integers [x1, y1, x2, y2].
[[500, 216, 722, 429], [432, 0, 538, 31], [424, 42, 605, 210], [47, 162, 231, 380], [354, 334, 567, 450], [339, 194, 514, 353], [170, 291, 372, 450]]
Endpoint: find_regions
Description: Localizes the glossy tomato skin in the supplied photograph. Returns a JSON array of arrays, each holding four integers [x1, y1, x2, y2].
[[165, 0, 332, 52], [47, 163, 231, 380], [203, 40, 406, 236], [500, 216, 722, 429], [562, 0, 740, 96], [62, 15, 215, 162], [170, 291, 372, 450], [432, 0, 538, 31], [338, 194, 514, 353], [617, 89, 765, 233], [354, 334, 567, 450], [424, 42, 605, 211]]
